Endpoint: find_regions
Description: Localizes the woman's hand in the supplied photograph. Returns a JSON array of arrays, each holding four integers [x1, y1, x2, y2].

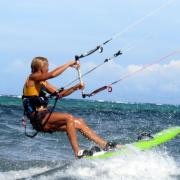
[[69, 60, 80, 69], [78, 82, 85, 90], [74, 82, 85, 91]]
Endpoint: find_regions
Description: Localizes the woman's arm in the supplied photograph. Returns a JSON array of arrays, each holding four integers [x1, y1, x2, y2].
[[44, 81, 58, 94], [59, 83, 84, 98], [30, 60, 77, 81], [45, 81, 84, 98]]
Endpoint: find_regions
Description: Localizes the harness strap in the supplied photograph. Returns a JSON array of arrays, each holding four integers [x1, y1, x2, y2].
[[22, 112, 39, 138], [22, 91, 62, 138]]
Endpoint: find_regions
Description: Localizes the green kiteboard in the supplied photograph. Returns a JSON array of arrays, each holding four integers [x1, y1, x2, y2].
[[86, 126, 180, 159]]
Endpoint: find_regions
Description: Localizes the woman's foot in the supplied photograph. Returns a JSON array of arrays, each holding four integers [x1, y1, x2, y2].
[[77, 149, 93, 158], [104, 141, 123, 151]]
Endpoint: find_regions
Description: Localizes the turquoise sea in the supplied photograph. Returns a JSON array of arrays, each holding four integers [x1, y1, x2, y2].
[[0, 95, 179, 180]]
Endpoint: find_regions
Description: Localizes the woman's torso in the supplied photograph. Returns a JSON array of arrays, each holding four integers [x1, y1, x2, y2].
[[23, 78, 49, 117], [23, 78, 47, 96]]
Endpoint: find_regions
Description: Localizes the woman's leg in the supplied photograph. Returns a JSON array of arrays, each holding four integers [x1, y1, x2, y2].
[[42, 112, 107, 156], [43, 112, 80, 156], [73, 117, 107, 149]]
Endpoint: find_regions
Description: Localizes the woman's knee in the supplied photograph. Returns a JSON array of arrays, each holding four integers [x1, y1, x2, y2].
[[65, 114, 75, 124], [75, 118, 86, 128]]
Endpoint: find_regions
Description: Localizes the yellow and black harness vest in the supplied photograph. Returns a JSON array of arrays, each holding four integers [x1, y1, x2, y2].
[[22, 81, 49, 118]]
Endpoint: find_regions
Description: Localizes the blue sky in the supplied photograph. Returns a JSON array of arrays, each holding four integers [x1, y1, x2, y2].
[[0, 0, 180, 104]]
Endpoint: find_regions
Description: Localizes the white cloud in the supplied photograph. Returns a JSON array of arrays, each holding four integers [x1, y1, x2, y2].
[[82, 59, 180, 85], [80, 59, 180, 104], [127, 64, 143, 73]]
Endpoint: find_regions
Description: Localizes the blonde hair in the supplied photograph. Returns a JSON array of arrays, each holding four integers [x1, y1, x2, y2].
[[31, 57, 48, 73]]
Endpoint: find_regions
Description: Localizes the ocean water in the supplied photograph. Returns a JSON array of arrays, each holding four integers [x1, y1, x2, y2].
[[0, 95, 179, 180]]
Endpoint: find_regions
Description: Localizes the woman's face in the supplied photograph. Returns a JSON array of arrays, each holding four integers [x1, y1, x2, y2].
[[41, 62, 49, 73]]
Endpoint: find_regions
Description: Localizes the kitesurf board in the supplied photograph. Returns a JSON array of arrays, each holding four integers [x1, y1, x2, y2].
[[85, 126, 180, 159]]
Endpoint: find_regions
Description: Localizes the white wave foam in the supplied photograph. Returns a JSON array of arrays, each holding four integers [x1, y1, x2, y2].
[[62, 150, 179, 180], [1, 151, 179, 180], [0, 167, 50, 180]]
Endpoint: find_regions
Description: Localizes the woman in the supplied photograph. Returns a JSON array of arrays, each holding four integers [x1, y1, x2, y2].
[[22, 57, 119, 158]]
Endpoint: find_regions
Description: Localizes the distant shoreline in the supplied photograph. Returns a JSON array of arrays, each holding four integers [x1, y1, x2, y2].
[[0, 94, 179, 106]]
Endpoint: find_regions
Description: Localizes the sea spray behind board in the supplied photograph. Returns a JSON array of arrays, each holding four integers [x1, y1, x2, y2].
[[2, 151, 177, 180], [59, 151, 180, 180], [0, 96, 179, 179]]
